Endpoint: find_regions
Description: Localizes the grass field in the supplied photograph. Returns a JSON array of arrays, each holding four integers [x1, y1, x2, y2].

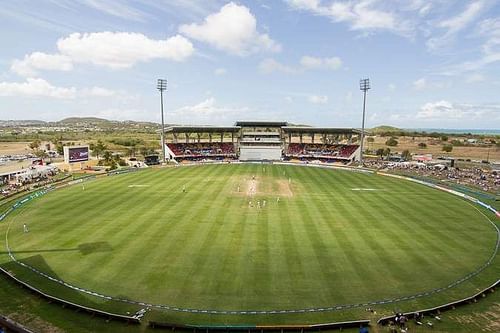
[[0, 164, 498, 326]]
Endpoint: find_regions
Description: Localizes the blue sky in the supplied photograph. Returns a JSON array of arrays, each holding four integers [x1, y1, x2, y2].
[[0, 0, 499, 129]]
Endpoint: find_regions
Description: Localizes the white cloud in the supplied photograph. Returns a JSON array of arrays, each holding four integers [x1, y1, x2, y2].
[[170, 97, 251, 124], [10, 32, 195, 75], [82, 0, 148, 22], [0, 78, 121, 99], [179, 2, 280, 55], [308, 95, 328, 104], [300, 55, 342, 70], [417, 100, 500, 121], [284, 96, 293, 103], [11, 52, 73, 77], [80, 86, 117, 97], [214, 68, 227, 75], [388, 83, 396, 91], [286, 0, 320, 11], [465, 73, 485, 83], [427, 1, 486, 50], [57, 32, 194, 68], [258, 58, 297, 74], [413, 77, 426, 90], [285, 0, 413, 37], [260, 55, 342, 74], [0, 78, 76, 99]]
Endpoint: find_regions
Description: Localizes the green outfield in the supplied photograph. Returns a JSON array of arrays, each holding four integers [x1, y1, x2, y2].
[[0, 164, 498, 325]]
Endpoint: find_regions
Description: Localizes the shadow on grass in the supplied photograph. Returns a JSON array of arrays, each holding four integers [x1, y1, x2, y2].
[[0, 241, 113, 256], [0, 253, 139, 318]]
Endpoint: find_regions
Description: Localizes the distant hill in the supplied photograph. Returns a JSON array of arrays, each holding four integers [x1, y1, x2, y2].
[[58, 117, 113, 124], [0, 120, 47, 126], [370, 125, 404, 134]]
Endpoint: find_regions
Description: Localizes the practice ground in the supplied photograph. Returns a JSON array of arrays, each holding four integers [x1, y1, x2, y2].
[[0, 164, 498, 325]]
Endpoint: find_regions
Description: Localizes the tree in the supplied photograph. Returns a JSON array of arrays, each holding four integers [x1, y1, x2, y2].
[[367, 137, 375, 143], [442, 144, 453, 153], [376, 148, 385, 159], [385, 137, 398, 146], [90, 140, 107, 160], [55, 142, 64, 155], [102, 150, 113, 163], [441, 135, 448, 141], [29, 140, 41, 152], [418, 142, 427, 149], [35, 150, 48, 159], [401, 149, 411, 161], [383, 148, 391, 156]]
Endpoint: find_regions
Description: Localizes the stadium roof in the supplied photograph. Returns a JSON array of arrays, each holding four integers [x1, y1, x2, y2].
[[164, 125, 240, 133], [235, 121, 288, 127], [282, 127, 362, 134]]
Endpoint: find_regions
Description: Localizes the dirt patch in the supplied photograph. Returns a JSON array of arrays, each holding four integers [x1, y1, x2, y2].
[[232, 177, 294, 198], [246, 179, 258, 197], [0, 142, 30, 155], [277, 179, 293, 197]]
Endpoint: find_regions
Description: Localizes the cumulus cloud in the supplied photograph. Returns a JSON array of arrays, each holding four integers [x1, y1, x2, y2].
[[179, 2, 280, 55], [308, 95, 328, 104], [11, 52, 73, 77], [10, 32, 194, 76], [214, 68, 227, 75], [258, 58, 297, 74], [80, 86, 117, 97], [416, 100, 500, 121], [169, 97, 252, 124], [0, 78, 76, 99], [57, 32, 194, 68], [172, 97, 249, 116], [413, 77, 426, 90], [0, 78, 120, 99], [259, 55, 342, 74], [300, 56, 342, 70]]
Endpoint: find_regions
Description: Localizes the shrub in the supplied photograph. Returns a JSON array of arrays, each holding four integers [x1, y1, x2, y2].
[[385, 137, 398, 146], [418, 142, 427, 148], [442, 144, 453, 152]]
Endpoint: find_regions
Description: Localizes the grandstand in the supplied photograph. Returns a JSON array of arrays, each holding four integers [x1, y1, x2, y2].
[[163, 121, 362, 163]]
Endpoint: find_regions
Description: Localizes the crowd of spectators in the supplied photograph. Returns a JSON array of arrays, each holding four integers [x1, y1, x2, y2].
[[167, 143, 236, 157], [365, 160, 499, 193], [286, 143, 359, 159]]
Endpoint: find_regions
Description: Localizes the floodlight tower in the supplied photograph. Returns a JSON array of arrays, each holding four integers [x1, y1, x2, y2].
[[157, 79, 167, 164], [359, 78, 370, 165]]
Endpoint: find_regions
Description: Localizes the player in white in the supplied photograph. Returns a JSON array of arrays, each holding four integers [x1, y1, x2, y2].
[[182, 185, 186, 193], [257, 200, 261, 209], [277, 197, 280, 203], [23, 224, 29, 233], [82, 184, 85, 191], [263, 200, 266, 207]]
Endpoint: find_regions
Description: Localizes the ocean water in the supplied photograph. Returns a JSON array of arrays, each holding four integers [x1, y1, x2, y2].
[[406, 128, 500, 135]]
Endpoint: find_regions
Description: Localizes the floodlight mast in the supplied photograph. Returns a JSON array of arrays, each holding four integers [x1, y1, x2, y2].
[[157, 79, 167, 164], [359, 78, 370, 165]]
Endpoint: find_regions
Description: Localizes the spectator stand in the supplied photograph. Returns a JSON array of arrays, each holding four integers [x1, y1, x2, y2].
[[163, 126, 239, 162]]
